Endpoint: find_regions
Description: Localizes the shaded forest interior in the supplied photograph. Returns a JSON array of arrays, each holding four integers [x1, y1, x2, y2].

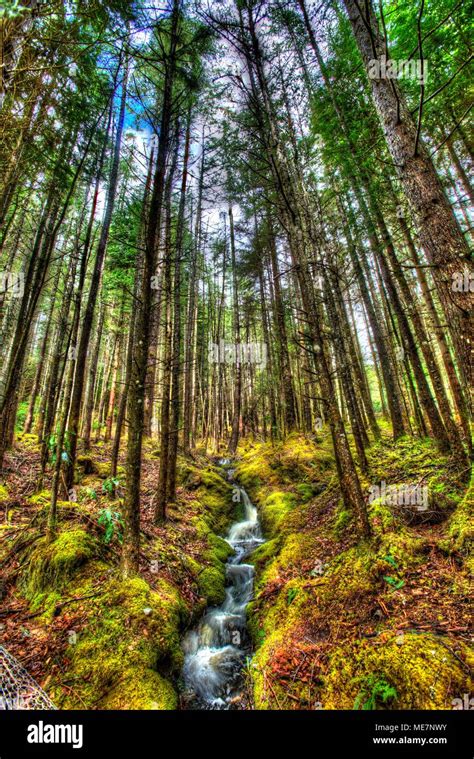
[[0, 0, 472, 711]]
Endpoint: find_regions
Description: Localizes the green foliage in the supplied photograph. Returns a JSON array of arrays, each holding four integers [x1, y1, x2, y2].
[[102, 476, 120, 497], [382, 576, 405, 590], [354, 676, 398, 710], [81, 487, 98, 501], [97, 508, 124, 545], [0, 0, 31, 20], [295, 482, 314, 502], [287, 587, 298, 605], [15, 401, 28, 432], [47, 429, 71, 465]]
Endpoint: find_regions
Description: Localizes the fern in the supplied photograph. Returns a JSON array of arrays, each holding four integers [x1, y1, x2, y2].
[[383, 575, 405, 589], [98, 508, 124, 545], [354, 676, 398, 710], [102, 477, 120, 497]]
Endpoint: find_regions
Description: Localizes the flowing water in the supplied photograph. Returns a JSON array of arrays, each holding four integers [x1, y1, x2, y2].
[[181, 460, 264, 709]]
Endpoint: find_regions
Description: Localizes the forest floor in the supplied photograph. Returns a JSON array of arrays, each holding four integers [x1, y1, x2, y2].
[[0, 428, 472, 710], [237, 432, 472, 709]]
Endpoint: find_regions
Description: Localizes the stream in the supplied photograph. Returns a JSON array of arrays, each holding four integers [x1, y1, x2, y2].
[[181, 459, 264, 709]]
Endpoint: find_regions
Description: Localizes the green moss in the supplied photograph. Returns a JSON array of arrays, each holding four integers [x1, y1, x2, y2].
[[448, 477, 473, 563], [27, 558, 109, 620], [28, 590, 63, 617], [99, 667, 177, 710], [27, 489, 51, 506], [182, 463, 234, 535], [206, 533, 234, 564], [280, 435, 334, 478], [95, 462, 111, 479], [199, 467, 229, 491], [198, 565, 226, 606], [78, 475, 101, 490], [368, 436, 447, 481], [246, 600, 264, 647], [21, 528, 97, 597], [235, 443, 276, 492], [323, 542, 413, 601], [0, 484, 8, 502], [295, 482, 315, 502], [368, 497, 397, 533], [197, 489, 230, 534], [235, 435, 333, 498], [324, 634, 473, 709], [75, 457, 125, 481], [249, 537, 281, 574], [190, 515, 211, 540], [378, 531, 426, 569], [54, 576, 186, 709], [333, 504, 353, 537], [260, 491, 296, 536], [16, 432, 39, 449]]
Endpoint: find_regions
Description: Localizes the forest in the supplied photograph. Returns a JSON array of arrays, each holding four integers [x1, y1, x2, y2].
[[0, 0, 472, 714]]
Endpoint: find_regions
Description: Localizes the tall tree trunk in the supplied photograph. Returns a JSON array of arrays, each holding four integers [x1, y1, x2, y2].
[[123, 0, 180, 571], [183, 136, 205, 454], [156, 127, 180, 520], [64, 61, 127, 492], [167, 111, 192, 502], [342, 0, 473, 391]]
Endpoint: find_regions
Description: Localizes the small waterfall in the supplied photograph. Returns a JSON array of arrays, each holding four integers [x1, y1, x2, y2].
[[181, 461, 264, 709]]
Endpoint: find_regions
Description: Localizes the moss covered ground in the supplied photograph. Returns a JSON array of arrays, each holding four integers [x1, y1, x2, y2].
[[0, 429, 471, 711], [236, 432, 473, 710], [0, 437, 234, 709]]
